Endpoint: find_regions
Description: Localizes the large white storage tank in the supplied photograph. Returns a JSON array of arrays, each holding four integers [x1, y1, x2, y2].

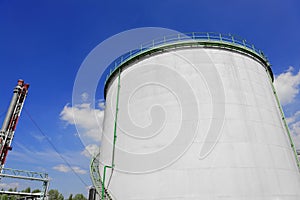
[[96, 33, 300, 200]]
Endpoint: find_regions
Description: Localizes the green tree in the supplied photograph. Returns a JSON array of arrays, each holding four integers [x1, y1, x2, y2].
[[22, 187, 31, 193], [73, 194, 87, 200], [68, 194, 73, 200], [0, 194, 8, 200], [32, 189, 41, 193], [48, 189, 64, 200], [8, 196, 17, 200]]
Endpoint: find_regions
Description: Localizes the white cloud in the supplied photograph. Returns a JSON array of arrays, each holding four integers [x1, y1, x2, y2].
[[81, 144, 99, 158], [283, 109, 300, 149], [29, 132, 46, 142], [98, 100, 106, 110], [289, 121, 300, 149], [53, 164, 69, 172], [60, 103, 104, 142], [0, 182, 20, 190], [10, 142, 90, 169], [53, 164, 87, 174], [72, 166, 87, 175], [81, 92, 89, 102], [286, 110, 300, 125], [274, 66, 300, 149], [274, 66, 300, 106]]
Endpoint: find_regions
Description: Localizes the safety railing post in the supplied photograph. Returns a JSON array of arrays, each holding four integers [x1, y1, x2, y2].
[[243, 40, 246, 47]]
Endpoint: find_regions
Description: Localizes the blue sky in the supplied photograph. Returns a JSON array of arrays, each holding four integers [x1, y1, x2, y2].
[[0, 0, 300, 197]]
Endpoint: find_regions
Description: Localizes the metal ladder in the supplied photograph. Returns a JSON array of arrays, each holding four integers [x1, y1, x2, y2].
[[90, 68, 121, 199], [90, 152, 113, 200]]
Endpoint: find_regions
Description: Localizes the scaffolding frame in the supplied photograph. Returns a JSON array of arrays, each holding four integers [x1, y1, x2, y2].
[[0, 168, 49, 200]]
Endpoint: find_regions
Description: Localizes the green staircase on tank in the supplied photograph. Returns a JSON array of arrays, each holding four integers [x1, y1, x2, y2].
[[90, 152, 113, 200]]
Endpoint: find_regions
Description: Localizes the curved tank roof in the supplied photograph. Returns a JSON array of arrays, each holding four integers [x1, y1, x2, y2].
[[103, 32, 273, 98]]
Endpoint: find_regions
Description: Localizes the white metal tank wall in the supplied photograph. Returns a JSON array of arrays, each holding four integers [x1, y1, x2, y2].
[[100, 46, 300, 200]]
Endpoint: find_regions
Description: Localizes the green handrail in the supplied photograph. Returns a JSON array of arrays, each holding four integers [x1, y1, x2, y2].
[[90, 153, 113, 200], [104, 32, 270, 85], [101, 68, 121, 199], [265, 68, 300, 170]]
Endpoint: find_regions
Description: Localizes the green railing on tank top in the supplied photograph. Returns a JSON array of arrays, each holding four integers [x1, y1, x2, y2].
[[104, 32, 270, 85]]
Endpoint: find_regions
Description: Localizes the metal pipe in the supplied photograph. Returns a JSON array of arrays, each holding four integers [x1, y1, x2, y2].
[[0, 80, 29, 170], [101, 69, 121, 200], [102, 165, 112, 199], [0, 80, 23, 132]]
